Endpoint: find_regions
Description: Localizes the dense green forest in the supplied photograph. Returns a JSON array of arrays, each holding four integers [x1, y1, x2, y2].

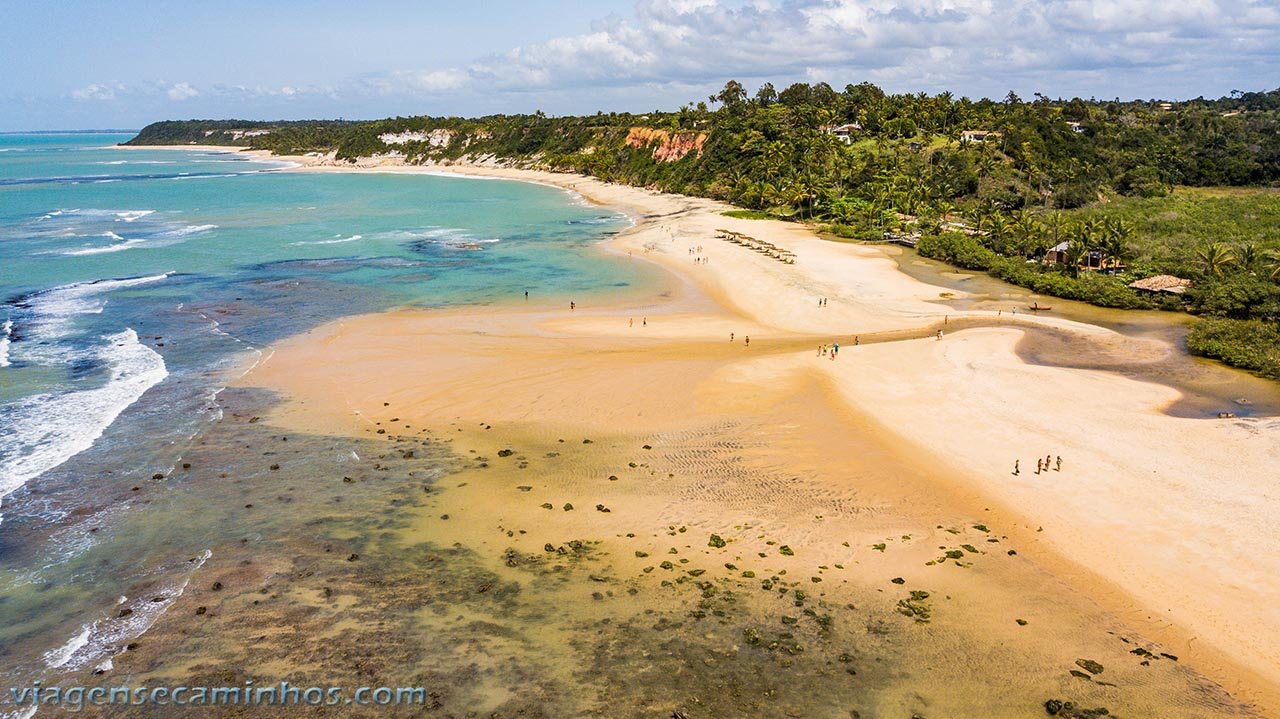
[[128, 82, 1280, 379]]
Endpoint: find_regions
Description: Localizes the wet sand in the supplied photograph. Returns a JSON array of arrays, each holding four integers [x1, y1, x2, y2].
[[103, 152, 1280, 715]]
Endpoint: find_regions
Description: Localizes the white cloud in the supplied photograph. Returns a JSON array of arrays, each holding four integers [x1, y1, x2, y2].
[[60, 0, 1280, 122], [363, 0, 1279, 102], [70, 83, 120, 101], [166, 82, 200, 101]]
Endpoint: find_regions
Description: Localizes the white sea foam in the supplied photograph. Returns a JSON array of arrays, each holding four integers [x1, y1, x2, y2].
[[42, 625, 92, 669], [114, 210, 154, 222], [0, 328, 168, 500], [40, 550, 211, 673], [5, 705, 38, 719], [291, 234, 363, 246], [60, 239, 147, 256], [160, 223, 216, 237], [18, 274, 171, 341], [0, 320, 11, 368]]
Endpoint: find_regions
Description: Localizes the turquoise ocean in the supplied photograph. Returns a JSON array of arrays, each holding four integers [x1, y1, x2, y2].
[[0, 133, 641, 701]]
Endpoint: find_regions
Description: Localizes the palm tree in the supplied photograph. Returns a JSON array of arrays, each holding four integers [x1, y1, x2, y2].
[[1013, 212, 1044, 258], [1100, 217, 1134, 271], [1195, 243, 1236, 278], [934, 200, 957, 225], [1063, 240, 1091, 277], [1236, 242, 1260, 271], [980, 214, 1012, 253], [1263, 249, 1280, 281]]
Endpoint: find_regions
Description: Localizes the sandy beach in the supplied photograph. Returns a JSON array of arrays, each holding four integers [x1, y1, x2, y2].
[[117, 147, 1280, 715]]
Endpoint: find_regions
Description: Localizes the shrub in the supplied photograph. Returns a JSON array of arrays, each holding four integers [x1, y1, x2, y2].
[[1187, 318, 1280, 379]]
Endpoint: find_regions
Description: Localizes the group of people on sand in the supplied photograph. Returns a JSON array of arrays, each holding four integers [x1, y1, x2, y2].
[[629, 317, 647, 327], [729, 332, 749, 346], [818, 297, 828, 307], [1012, 455, 1063, 476], [818, 342, 841, 360]]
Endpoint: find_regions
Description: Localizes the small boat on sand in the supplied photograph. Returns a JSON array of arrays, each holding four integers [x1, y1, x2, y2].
[[1028, 303, 1052, 311]]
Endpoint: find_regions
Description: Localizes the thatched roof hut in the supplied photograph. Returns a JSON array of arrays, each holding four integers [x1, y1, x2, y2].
[[1128, 275, 1193, 294]]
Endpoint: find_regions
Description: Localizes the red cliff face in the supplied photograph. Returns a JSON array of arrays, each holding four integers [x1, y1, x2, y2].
[[625, 127, 706, 163]]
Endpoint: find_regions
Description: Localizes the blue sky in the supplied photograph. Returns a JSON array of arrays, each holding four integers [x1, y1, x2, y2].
[[2, 0, 1277, 130]]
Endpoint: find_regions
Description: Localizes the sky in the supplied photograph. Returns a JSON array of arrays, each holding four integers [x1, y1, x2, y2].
[[2, 0, 1277, 131]]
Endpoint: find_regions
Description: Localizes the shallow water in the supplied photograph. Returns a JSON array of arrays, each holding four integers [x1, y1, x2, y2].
[[66, 381, 1257, 718], [876, 244, 1280, 418], [0, 133, 651, 706]]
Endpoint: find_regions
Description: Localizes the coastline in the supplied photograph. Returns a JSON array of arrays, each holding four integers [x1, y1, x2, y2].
[[127, 145, 1280, 712]]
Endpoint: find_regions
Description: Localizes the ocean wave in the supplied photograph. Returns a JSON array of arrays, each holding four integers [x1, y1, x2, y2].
[[388, 227, 501, 250], [39, 208, 81, 220], [43, 625, 92, 668], [291, 234, 363, 246], [0, 320, 11, 368], [6, 273, 171, 342], [40, 549, 210, 673], [0, 170, 259, 188], [61, 238, 147, 256], [0, 328, 168, 500], [158, 223, 217, 238], [31, 212, 216, 254]]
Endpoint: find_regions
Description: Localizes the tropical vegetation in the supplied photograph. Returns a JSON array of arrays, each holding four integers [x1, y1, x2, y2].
[[127, 82, 1280, 378]]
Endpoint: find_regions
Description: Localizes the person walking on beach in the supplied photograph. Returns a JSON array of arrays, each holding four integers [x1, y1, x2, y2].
[[1036, 458, 1043, 475], [854, 336, 859, 346], [643, 317, 647, 326], [744, 336, 750, 347], [833, 342, 839, 355], [1045, 454, 1051, 470], [570, 301, 576, 310], [936, 329, 943, 340], [630, 318, 634, 327], [1013, 459, 1020, 476], [730, 332, 734, 342], [525, 290, 529, 300], [1055, 455, 1062, 472]]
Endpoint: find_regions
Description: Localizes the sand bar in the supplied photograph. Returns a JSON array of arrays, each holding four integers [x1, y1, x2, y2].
[[172, 148, 1280, 713]]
